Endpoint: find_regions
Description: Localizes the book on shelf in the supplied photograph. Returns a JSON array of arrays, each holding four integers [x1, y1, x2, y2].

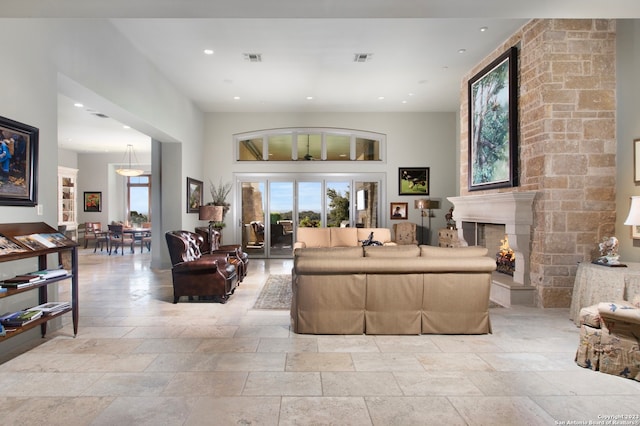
[[0, 309, 43, 327], [27, 301, 71, 315], [28, 268, 70, 280], [0, 233, 28, 255], [2, 282, 39, 289], [13, 233, 73, 251], [3, 274, 44, 284]]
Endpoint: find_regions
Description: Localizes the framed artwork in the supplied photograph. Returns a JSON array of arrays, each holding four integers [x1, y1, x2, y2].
[[399, 167, 429, 195], [0, 115, 39, 206], [634, 139, 640, 183], [632, 225, 640, 240], [186, 177, 203, 213], [390, 202, 408, 220], [83, 192, 102, 212], [468, 46, 518, 191]]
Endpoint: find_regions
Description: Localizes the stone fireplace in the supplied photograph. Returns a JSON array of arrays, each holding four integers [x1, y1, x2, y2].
[[448, 192, 537, 306]]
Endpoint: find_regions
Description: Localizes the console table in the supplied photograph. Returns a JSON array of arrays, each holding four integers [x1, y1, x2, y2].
[[569, 261, 640, 325]]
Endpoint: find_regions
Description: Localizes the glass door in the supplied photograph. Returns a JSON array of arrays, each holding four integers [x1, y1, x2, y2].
[[240, 181, 266, 257], [237, 173, 383, 258]]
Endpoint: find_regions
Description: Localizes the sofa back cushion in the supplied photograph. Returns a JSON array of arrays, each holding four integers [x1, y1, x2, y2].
[[364, 245, 420, 258], [420, 245, 488, 258], [330, 227, 358, 247], [296, 227, 331, 248], [295, 246, 363, 258], [357, 228, 392, 243]]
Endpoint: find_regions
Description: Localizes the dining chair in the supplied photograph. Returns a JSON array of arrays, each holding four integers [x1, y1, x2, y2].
[[108, 224, 135, 255]]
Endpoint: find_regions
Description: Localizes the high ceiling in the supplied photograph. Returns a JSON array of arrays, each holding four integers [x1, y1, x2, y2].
[[4, 1, 638, 153]]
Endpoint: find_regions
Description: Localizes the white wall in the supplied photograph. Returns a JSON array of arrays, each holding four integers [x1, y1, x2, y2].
[[616, 20, 640, 262], [204, 112, 457, 245]]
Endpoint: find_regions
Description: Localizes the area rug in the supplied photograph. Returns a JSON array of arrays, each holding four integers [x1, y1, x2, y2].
[[253, 274, 292, 310]]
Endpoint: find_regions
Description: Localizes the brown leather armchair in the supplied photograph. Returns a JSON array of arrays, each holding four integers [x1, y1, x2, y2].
[[165, 230, 238, 304], [195, 227, 249, 282]]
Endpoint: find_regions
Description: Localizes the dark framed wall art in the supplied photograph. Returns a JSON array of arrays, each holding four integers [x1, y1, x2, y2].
[[399, 167, 429, 195], [468, 46, 519, 191], [187, 177, 203, 213], [390, 202, 408, 220], [0, 115, 39, 206], [84, 192, 102, 212]]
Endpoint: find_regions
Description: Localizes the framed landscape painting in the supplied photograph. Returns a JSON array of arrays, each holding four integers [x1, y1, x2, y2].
[[187, 177, 203, 213], [468, 46, 518, 191], [0, 115, 38, 206]]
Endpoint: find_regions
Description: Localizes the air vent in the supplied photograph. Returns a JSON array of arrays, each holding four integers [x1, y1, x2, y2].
[[243, 53, 262, 62], [354, 53, 373, 62], [92, 113, 109, 118]]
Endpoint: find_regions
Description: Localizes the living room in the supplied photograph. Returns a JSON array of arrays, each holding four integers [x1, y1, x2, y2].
[[1, 2, 640, 423]]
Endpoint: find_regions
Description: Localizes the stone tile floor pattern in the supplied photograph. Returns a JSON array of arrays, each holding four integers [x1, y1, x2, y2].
[[0, 249, 639, 425]]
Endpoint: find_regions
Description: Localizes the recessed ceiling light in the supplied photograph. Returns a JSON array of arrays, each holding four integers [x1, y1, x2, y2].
[[306, 96, 314, 100], [458, 49, 467, 54], [480, 26, 488, 32], [378, 96, 385, 100], [408, 93, 415, 97], [123, 125, 130, 129], [402, 100, 408, 104], [203, 49, 214, 55], [73, 103, 83, 108], [233, 96, 240, 100]]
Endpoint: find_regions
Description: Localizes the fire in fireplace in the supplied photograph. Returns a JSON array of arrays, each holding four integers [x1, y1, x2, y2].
[[496, 235, 515, 276]]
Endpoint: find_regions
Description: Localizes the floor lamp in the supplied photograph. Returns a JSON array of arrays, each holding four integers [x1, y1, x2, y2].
[[199, 205, 224, 253], [415, 199, 440, 245]]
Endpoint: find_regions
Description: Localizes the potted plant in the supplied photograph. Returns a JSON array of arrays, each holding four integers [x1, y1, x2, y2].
[[208, 178, 232, 220]]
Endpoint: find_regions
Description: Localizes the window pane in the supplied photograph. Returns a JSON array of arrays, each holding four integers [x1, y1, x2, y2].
[[297, 181, 322, 226], [326, 181, 350, 227], [297, 134, 321, 161], [267, 134, 292, 161], [326, 135, 350, 161], [355, 138, 380, 160], [239, 138, 263, 161]]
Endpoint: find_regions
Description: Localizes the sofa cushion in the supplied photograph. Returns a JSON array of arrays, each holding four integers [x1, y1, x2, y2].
[[364, 245, 420, 258], [294, 246, 363, 258], [330, 227, 358, 247], [420, 245, 489, 258], [575, 324, 601, 371], [296, 227, 331, 248]]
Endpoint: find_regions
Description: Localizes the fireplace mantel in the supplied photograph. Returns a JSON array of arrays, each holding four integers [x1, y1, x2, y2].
[[448, 192, 537, 286]]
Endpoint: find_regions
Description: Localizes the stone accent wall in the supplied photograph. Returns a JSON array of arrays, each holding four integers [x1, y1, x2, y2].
[[460, 19, 617, 307]]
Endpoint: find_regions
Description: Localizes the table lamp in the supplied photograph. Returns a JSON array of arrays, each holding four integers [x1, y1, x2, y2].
[[199, 205, 224, 252], [624, 195, 640, 227]]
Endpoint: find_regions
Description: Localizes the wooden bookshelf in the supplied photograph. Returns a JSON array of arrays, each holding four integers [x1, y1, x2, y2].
[[0, 222, 79, 341]]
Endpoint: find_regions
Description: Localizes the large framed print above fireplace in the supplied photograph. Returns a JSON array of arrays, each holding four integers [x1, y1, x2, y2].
[[468, 46, 518, 191]]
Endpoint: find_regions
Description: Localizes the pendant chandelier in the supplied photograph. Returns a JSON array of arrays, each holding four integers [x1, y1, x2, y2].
[[116, 144, 144, 177]]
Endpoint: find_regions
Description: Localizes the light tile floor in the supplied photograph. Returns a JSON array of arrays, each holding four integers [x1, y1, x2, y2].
[[1, 249, 639, 425]]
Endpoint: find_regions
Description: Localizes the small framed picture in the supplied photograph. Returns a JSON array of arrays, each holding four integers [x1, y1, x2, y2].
[[633, 225, 640, 239], [399, 167, 429, 195], [390, 202, 408, 220], [634, 139, 640, 183], [83, 192, 102, 212], [186, 177, 203, 213]]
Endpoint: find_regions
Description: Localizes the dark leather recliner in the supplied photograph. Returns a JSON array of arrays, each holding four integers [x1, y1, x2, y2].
[[194, 227, 249, 282], [165, 230, 238, 304]]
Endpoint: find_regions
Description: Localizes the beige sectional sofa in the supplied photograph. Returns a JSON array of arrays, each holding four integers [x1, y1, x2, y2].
[[291, 244, 496, 335], [293, 227, 395, 249]]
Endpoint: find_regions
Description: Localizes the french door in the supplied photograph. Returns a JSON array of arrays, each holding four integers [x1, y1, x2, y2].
[[236, 173, 383, 258]]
